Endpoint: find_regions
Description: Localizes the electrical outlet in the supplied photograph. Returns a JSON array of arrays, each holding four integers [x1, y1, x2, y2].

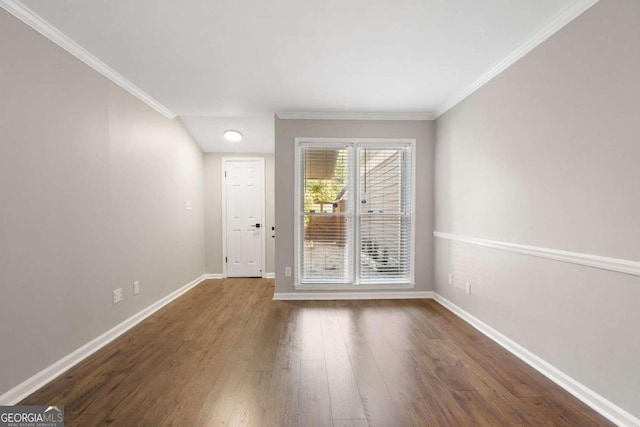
[[133, 281, 140, 295], [113, 288, 123, 304], [465, 282, 471, 295], [448, 273, 453, 285], [185, 200, 192, 211], [284, 267, 292, 277]]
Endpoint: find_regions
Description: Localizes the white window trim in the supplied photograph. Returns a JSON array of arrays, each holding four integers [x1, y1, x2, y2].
[[293, 137, 416, 290]]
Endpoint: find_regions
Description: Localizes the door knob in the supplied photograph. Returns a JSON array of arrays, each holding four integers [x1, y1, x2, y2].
[[255, 223, 261, 228]]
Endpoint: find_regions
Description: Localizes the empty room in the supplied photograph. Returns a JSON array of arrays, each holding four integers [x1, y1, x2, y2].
[[0, 0, 638, 426]]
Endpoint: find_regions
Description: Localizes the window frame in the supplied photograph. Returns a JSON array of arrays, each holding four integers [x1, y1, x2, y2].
[[294, 137, 416, 290]]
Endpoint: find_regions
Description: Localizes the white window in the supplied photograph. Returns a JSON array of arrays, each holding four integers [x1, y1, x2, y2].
[[295, 138, 415, 287]]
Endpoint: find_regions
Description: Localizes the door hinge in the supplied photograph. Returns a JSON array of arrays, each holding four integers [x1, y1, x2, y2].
[[224, 171, 227, 177], [225, 257, 227, 263]]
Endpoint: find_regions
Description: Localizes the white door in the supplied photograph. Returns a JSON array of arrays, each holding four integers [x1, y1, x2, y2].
[[224, 159, 264, 277]]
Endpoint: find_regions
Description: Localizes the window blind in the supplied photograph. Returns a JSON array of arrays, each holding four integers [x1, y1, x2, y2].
[[299, 144, 354, 283], [358, 147, 412, 283], [297, 141, 413, 285]]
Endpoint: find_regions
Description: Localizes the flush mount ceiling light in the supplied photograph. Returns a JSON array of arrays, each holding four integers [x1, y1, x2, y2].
[[224, 130, 243, 142]]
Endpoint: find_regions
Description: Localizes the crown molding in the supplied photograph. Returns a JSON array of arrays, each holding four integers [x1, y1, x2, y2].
[[0, 0, 177, 120], [435, 0, 600, 118], [2, 0, 599, 123], [276, 111, 435, 121], [434, 231, 640, 277]]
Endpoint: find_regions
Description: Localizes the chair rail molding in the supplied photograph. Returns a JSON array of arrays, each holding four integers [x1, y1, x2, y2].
[[433, 231, 640, 277]]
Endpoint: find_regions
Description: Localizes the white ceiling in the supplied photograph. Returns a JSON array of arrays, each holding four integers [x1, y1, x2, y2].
[[17, 0, 582, 152], [179, 115, 274, 153]]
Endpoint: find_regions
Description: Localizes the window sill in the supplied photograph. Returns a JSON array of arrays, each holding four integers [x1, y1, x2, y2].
[[293, 282, 415, 291]]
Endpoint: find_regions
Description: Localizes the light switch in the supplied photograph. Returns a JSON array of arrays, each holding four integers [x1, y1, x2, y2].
[[185, 201, 192, 211]]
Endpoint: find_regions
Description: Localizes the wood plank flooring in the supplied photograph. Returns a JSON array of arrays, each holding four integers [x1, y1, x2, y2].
[[21, 278, 614, 426]]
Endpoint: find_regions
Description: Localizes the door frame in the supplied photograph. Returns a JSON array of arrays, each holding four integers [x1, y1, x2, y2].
[[221, 157, 267, 278]]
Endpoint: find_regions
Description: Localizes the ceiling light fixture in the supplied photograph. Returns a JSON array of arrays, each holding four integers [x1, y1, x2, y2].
[[224, 130, 243, 142]]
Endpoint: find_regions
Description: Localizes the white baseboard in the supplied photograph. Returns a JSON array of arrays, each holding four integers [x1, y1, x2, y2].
[[264, 273, 275, 279], [434, 294, 640, 427], [3, 277, 634, 425], [273, 291, 434, 301], [294, 283, 415, 291], [0, 274, 209, 405], [202, 273, 224, 279]]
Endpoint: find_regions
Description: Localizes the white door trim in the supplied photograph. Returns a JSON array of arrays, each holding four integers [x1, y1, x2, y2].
[[222, 157, 266, 278]]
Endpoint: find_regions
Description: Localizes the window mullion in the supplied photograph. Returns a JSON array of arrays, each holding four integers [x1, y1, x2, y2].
[[353, 144, 360, 285]]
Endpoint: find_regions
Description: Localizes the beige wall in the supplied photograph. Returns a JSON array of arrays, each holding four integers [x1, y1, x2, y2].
[[274, 118, 435, 294], [434, 0, 640, 418], [203, 153, 275, 275], [3, 0, 638, 418], [0, 11, 205, 397]]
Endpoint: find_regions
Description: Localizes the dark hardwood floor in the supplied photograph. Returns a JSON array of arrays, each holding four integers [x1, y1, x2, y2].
[[21, 279, 613, 426]]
